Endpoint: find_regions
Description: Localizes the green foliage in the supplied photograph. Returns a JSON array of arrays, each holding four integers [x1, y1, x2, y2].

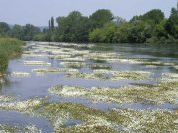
[[0, 22, 10, 34], [89, 28, 102, 42], [33, 33, 48, 41], [0, 52, 8, 72], [90, 9, 113, 29], [89, 23, 117, 43], [127, 21, 154, 43], [113, 16, 127, 26], [8, 24, 40, 41], [141, 9, 165, 24], [166, 8, 178, 38], [113, 23, 130, 43], [0, 6, 178, 44], [89, 7, 177, 44], [56, 11, 90, 42], [51, 17, 54, 31], [154, 20, 167, 38], [9, 24, 23, 40], [0, 38, 23, 72], [22, 24, 40, 41]]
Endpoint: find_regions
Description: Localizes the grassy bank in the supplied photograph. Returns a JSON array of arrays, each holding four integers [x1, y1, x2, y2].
[[0, 37, 24, 73]]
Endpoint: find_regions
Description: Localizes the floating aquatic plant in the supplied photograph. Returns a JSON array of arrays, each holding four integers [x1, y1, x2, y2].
[[105, 58, 175, 67], [84, 52, 118, 59], [110, 108, 178, 133], [161, 73, 178, 82], [65, 70, 151, 81], [89, 64, 112, 70], [110, 71, 151, 80], [22, 54, 52, 58], [0, 124, 42, 133], [39, 102, 120, 132], [32, 68, 79, 73], [0, 95, 14, 102], [174, 66, 178, 70], [49, 80, 178, 104], [24, 61, 51, 66], [162, 73, 178, 79], [39, 102, 178, 132], [11, 72, 31, 77], [65, 72, 110, 80], [0, 98, 44, 114], [49, 85, 87, 97], [56, 55, 72, 59], [60, 62, 85, 69], [60, 57, 85, 62]]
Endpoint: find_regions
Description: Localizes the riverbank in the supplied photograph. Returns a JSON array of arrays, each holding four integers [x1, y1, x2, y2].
[[0, 37, 24, 73]]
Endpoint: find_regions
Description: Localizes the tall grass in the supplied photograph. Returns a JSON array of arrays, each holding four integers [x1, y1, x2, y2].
[[0, 37, 24, 73]]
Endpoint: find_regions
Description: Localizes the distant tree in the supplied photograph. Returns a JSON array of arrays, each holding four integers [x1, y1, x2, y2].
[[3, 7, 176, 44], [51, 17, 55, 31], [89, 9, 113, 29], [130, 9, 164, 24], [130, 16, 140, 22], [0, 22, 10, 34], [114, 23, 131, 43], [154, 20, 167, 38], [141, 9, 165, 24], [22, 24, 41, 41], [9, 24, 23, 39], [56, 11, 90, 42], [166, 8, 178, 38], [89, 28, 102, 42], [113, 16, 127, 25], [43, 28, 48, 33], [33, 33, 48, 41], [127, 21, 153, 43], [48, 20, 51, 31], [89, 23, 117, 43]]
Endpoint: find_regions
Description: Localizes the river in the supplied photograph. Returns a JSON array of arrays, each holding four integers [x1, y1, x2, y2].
[[0, 42, 177, 132]]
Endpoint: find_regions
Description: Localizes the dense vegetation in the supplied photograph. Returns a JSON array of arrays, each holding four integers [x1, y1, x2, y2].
[[0, 37, 23, 73], [0, 5, 178, 44]]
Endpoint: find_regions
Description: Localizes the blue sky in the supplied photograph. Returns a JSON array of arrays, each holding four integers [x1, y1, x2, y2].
[[0, 0, 177, 26]]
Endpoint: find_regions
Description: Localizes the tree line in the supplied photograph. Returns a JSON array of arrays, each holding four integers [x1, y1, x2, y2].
[[0, 5, 178, 44]]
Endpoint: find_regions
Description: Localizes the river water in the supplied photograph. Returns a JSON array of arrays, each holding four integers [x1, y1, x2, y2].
[[0, 42, 178, 132]]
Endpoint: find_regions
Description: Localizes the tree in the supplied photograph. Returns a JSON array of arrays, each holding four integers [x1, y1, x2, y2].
[[89, 23, 117, 43], [130, 16, 140, 22], [33, 33, 48, 41], [127, 21, 153, 43], [22, 24, 41, 41], [141, 9, 165, 24], [114, 23, 131, 43], [56, 11, 90, 42], [48, 20, 51, 31], [51, 17, 54, 31], [89, 9, 113, 29], [9, 24, 23, 39], [166, 8, 178, 38], [113, 16, 127, 26], [154, 20, 167, 38], [130, 9, 165, 24], [0, 22, 10, 34]]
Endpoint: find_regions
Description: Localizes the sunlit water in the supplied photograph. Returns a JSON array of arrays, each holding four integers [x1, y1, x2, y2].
[[0, 42, 178, 132]]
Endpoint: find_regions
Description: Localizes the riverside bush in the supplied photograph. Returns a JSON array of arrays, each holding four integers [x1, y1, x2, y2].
[[0, 37, 23, 72]]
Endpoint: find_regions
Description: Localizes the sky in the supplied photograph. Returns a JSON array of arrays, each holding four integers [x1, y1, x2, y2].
[[0, 0, 177, 26]]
